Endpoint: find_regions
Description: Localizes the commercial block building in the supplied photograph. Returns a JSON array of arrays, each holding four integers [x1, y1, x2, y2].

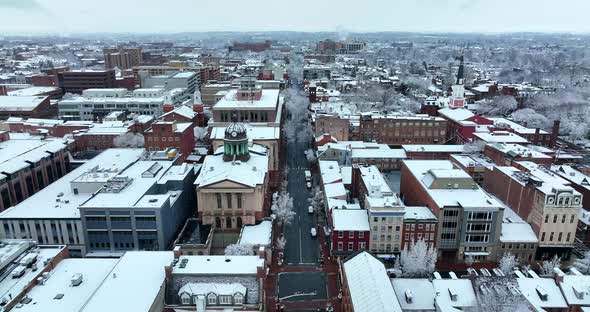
[[0, 95, 54, 119], [483, 162, 580, 260], [57, 69, 116, 94], [358, 112, 447, 145], [401, 160, 504, 261], [144, 121, 195, 160], [104, 47, 143, 70]]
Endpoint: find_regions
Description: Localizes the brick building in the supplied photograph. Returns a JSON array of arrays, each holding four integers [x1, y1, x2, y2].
[[402, 144, 466, 160], [359, 113, 447, 145], [483, 162, 580, 260], [315, 114, 349, 141], [57, 69, 117, 94], [103, 47, 143, 70], [144, 121, 195, 160], [0, 96, 54, 119], [484, 143, 553, 167], [330, 209, 370, 256], [401, 206, 438, 250]]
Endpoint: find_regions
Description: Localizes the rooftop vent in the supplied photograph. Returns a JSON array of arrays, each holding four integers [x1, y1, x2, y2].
[[573, 285, 585, 299], [536, 286, 548, 301], [142, 163, 163, 178], [404, 289, 413, 303], [448, 288, 458, 301], [53, 294, 64, 300], [71, 273, 83, 286]]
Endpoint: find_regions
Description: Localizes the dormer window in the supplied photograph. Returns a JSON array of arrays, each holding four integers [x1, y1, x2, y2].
[[181, 293, 191, 305], [207, 293, 217, 305], [219, 295, 232, 305], [234, 293, 244, 305]]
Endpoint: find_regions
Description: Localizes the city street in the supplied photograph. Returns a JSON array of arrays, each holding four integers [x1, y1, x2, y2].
[[283, 135, 320, 265]]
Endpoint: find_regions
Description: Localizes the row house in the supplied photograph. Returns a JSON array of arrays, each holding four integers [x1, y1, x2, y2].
[[330, 209, 370, 256], [401, 206, 438, 251], [484, 143, 553, 167], [144, 121, 195, 161], [483, 162, 580, 260]]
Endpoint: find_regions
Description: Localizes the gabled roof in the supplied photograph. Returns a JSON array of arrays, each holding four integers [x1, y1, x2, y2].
[[343, 251, 402, 312]]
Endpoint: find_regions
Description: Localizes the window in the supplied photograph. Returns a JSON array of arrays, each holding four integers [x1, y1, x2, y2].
[[562, 215, 566, 223], [237, 194, 242, 209], [545, 214, 549, 223], [349, 231, 354, 239], [226, 193, 232, 208], [418, 224, 423, 230], [338, 231, 344, 238], [571, 214, 576, 223], [234, 294, 243, 305], [541, 232, 546, 241], [405, 233, 409, 240], [558, 232, 563, 242], [567, 232, 571, 242], [182, 295, 191, 304], [550, 232, 554, 242], [405, 224, 410, 230], [207, 294, 217, 305], [553, 215, 558, 223], [359, 232, 364, 238], [348, 242, 354, 250], [359, 242, 366, 249], [162, 137, 167, 142], [219, 295, 231, 305], [216, 194, 222, 209], [338, 242, 343, 251], [395, 226, 400, 231], [411, 224, 415, 230]]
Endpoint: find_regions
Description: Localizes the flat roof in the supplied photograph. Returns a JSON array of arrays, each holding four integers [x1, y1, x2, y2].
[[7, 87, 60, 97], [80, 251, 174, 312], [0, 96, 47, 111], [210, 125, 280, 141], [402, 145, 466, 153], [238, 220, 272, 246], [213, 89, 279, 110], [16, 258, 118, 312], [332, 209, 370, 231], [0, 134, 69, 175], [0, 149, 144, 219], [171, 255, 264, 275]]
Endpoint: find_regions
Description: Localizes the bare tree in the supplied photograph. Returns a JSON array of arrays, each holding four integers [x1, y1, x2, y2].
[[539, 255, 561, 276], [276, 236, 287, 250]]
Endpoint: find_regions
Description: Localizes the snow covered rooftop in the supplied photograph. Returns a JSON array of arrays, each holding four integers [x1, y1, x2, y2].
[[171, 255, 264, 275], [391, 278, 435, 311], [213, 89, 279, 110], [403, 206, 437, 221], [332, 209, 369, 231], [7, 86, 60, 97], [0, 134, 69, 175], [488, 143, 551, 159], [438, 108, 474, 122], [432, 279, 477, 309], [490, 117, 549, 135], [517, 277, 568, 309], [474, 131, 529, 144], [343, 252, 402, 312], [210, 125, 280, 141], [558, 271, 590, 306], [238, 220, 272, 246], [0, 149, 144, 219], [194, 145, 268, 188], [80, 251, 174, 312], [0, 96, 48, 111], [358, 165, 393, 197], [402, 145, 466, 153], [552, 165, 590, 191], [159, 105, 195, 120], [16, 258, 118, 312], [352, 148, 406, 159]]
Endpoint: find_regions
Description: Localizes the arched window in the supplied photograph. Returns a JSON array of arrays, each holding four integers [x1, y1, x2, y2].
[[215, 217, 222, 228], [207, 293, 217, 305], [553, 215, 558, 223], [181, 293, 191, 305], [545, 214, 549, 223], [234, 293, 244, 305], [237, 217, 243, 228], [226, 218, 232, 229]]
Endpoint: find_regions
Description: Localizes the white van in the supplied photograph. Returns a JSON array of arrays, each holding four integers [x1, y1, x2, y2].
[[304, 170, 312, 182], [308, 206, 314, 214]]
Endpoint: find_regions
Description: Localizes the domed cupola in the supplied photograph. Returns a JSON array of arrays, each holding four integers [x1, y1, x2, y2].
[[223, 112, 250, 162]]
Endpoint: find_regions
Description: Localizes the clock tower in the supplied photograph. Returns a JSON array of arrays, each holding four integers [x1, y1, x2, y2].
[[223, 112, 250, 162]]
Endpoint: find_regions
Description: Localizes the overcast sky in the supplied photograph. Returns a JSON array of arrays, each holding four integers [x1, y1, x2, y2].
[[1, 0, 589, 34]]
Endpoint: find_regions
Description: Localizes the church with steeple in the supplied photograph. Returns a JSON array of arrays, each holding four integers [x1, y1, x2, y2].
[[449, 54, 466, 109], [194, 115, 270, 230]]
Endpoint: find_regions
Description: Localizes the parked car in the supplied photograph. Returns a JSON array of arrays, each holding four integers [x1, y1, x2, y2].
[[306, 181, 312, 189], [308, 206, 314, 214], [304, 170, 312, 182], [310, 227, 317, 237]]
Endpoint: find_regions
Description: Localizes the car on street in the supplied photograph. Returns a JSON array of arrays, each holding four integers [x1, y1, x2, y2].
[[308, 206, 314, 214], [310, 227, 317, 237], [304, 170, 312, 182], [306, 181, 312, 189]]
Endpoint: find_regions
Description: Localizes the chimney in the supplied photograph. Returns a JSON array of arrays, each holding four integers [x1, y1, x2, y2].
[[533, 128, 540, 146], [164, 265, 172, 283], [550, 120, 560, 148], [553, 267, 565, 284]]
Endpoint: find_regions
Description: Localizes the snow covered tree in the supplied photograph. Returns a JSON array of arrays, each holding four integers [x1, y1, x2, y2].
[[194, 126, 209, 143], [113, 133, 145, 148], [573, 250, 590, 274], [271, 190, 296, 226], [304, 148, 316, 163], [400, 239, 437, 277], [276, 236, 287, 250], [498, 252, 518, 275], [478, 95, 518, 116], [540, 255, 561, 276], [510, 108, 550, 129], [464, 140, 486, 153], [224, 244, 254, 256], [466, 255, 474, 268]]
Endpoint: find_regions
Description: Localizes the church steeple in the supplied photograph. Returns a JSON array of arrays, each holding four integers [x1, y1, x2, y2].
[[449, 52, 466, 109], [223, 111, 250, 162]]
